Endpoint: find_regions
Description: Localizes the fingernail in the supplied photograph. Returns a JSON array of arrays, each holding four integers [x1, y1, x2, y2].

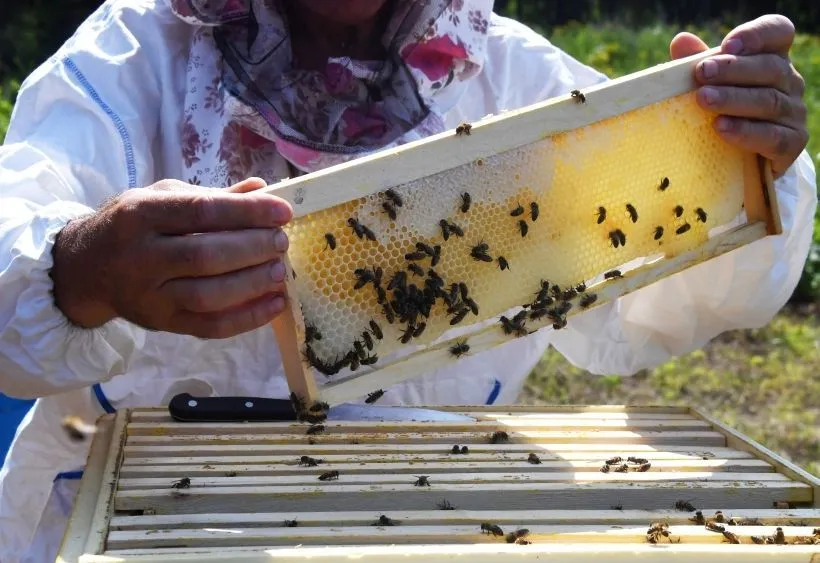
[[271, 261, 287, 282], [271, 295, 286, 313], [701, 86, 720, 106], [716, 116, 733, 132], [723, 38, 743, 55], [273, 230, 289, 252], [700, 59, 718, 79]]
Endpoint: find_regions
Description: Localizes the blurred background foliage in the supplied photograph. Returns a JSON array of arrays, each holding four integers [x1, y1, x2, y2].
[[0, 1, 817, 475]]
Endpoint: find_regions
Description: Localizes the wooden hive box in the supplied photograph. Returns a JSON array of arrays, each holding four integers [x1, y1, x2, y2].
[[58, 405, 820, 562]]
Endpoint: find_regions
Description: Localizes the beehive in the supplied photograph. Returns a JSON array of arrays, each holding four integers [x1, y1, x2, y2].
[[266, 47, 778, 405], [58, 406, 820, 562]]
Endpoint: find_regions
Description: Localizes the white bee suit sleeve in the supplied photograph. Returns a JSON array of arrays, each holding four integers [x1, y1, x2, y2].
[[549, 151, 817, 374], [0, 2, 189, 398]]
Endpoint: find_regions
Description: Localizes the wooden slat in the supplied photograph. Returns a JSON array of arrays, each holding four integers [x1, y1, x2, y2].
[[125, 430, 728, 447], [114, 481, 812, 515], [126, 418, 713, 436], [95, 544, 820, 563], [109, 508, 820, 531], [117, 472, 789, 491], [118, 459, 773, 478], [122, 443, 752, 459]]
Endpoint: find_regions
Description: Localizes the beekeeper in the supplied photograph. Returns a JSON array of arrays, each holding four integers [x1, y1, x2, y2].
[[0, 0, 815, 560]]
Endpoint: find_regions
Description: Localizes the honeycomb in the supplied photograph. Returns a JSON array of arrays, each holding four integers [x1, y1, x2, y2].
[[284, 92, 747, 373]]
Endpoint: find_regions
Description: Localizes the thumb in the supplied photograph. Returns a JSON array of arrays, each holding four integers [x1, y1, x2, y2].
[[670, 32, 710, 60], [226, 177, 268, 194]]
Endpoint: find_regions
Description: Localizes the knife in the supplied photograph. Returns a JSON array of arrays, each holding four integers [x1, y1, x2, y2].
[[168, 393, 475, 422]]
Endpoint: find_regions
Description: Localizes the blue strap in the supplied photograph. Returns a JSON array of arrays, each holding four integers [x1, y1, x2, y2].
[[485, 379, 502, 405], [53, 470, 84, 482], [92, 383, 116, 414]]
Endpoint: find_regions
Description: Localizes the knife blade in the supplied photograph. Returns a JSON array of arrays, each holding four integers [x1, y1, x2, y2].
[[168, 393, 475, 422]]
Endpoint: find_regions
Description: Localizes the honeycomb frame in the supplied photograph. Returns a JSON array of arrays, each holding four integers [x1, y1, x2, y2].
[[265, 47, 779, 406]]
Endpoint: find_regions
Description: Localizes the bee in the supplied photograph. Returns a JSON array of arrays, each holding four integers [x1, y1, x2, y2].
[[437, 499, 456, 510], [431, 245, 442, 267], [695, 207, 707, 223], [596, 206, 606, 224], [307, 401, 329, 413], [451, 444, 461, 454], [413, 322, 427, 337], [306, 424, 325, 435], [673, 205, 684, 218], [518, 219, 529, 237], [614, 463, 629, 473], [773, 527, 786, 544], [712, 511, 726, 524], [676, 223, 691, 235], [353, 268, 375, 289], [635, 462, 651, 472], [751, 535, 766, 544], [689, 511, 706, 525], [171, 477, 191, 489], [448, 221, 464, 237], [579, 293, 598, 309], [299, 455, 322, 467], [735, 518, 761, 526], [570, 89, 586, 103], [497, 256, 510, 271], [510, 529, 530, 544], [449, 340, 470, 358], [318, 470, 339, 481], [353, 339, 366, 359], [529, 201, 539, 221], [659, 177, 670, 191], [388, 271, 407, 291], [348, 217, 376, 241], [224, 471, 238, 477], [611, 503, 624, 510], [654, 226, 664, 240], [675, 500, 696, 512], [481, 522, 505, 537], [625, 203, 638, 223], [646, 522, 671, 544], [455, 122, 472, 136], [385, 189, 403, 207], [365, 389, 385, 404], [460, 445, 469, 454], [627, 456, 648, 464], [324, 233, 337, 250], [373, 514, 395, 526], [360, 354, 378, 366], [368, 320, 383, 340], [527, 453, 542, 465], [439, 219, 451, 240], [382, 201, 397, 220], [450, 307, 469, 325], [460, 192, 471, 213], [61, 416, 97, 442], [305, 324, 322, 343], [561, 288, 577, 301], [470, 244, 492, 262], [347, 350, 361, 371], [407, 263, 425, 277], [463, 297, 479, 316], [413, 475, 431, 487], [405, 250, 427, 261], [415, 241, 434, 256], [382, 302, 396, 324], [510, 203, 525, 217], [720, 529, 741, 544], [290, 392, 306, 413], [552, 318, 568, 330], [575, 282, 586, 293], [600, 464, 611, 473], [705, 522, 725, 533], [604, 269, 622, 280], [299, 411, 327, 424], [608, 230, 623, 248], [490, 430, 509, 444], [284, 518, 298, 527], [605, 456, 623, 465], [361, 331, 374, 350]]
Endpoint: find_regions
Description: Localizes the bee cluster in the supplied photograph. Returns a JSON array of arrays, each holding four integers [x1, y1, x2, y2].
[[481, 522, 531, 545], [599, 455, 651, 473]]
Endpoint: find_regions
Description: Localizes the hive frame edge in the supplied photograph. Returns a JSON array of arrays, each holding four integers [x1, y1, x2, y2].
[[316, 222, 767, 406], [262, 47, 722, 218], [57, 411, 128, 562]]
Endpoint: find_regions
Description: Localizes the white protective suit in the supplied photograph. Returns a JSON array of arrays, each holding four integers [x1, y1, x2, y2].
[[0, 1, 816, 561]]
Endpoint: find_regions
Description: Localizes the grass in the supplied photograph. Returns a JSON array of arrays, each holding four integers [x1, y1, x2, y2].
[[523, 22, 820, 478]]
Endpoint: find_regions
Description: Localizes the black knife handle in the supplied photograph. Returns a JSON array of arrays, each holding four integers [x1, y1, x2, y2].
[[168, 393, 297, 422]]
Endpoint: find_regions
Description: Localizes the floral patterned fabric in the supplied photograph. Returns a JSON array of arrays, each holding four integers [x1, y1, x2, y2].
[[168, 0, 493, 182]]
